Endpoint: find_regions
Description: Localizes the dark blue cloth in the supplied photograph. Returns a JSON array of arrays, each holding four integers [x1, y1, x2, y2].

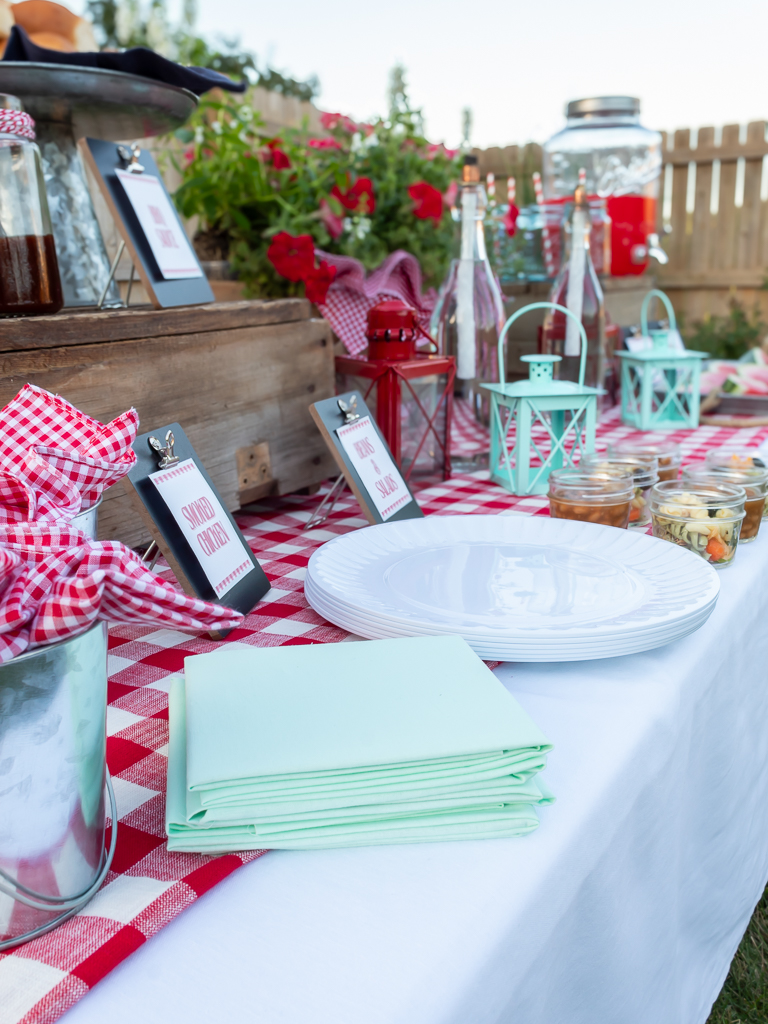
[[2, 26, 246, 95]]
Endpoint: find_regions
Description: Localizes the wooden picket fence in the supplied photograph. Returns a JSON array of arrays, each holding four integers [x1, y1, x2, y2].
[[476, 122, 768, 325], [657, 122, 768, 321]]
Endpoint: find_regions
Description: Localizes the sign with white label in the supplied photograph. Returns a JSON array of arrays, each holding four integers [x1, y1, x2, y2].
[[116, 170, 203, 280], [336, 416, 411, 521], [150, 459, 252, 597]]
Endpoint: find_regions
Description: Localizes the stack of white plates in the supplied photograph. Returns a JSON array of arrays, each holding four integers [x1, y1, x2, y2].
[[305, 515, 720, 662]]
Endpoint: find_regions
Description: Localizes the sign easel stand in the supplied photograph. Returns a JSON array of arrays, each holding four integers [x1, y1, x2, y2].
[[97, 239, 138, 309], [303, 472, 347, 531]]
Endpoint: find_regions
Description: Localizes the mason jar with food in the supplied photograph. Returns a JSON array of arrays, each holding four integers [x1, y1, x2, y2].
[[581, 453, 658, 528], [649, 481, 747, 567], [608, 437, 681, 482], [548, 469, 635, 529], [682, 463, 767, 542]]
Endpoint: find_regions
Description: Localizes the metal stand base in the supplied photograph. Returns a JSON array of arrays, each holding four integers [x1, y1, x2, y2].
[[303, 474, 347, 531], [98, 239, 137, 310]]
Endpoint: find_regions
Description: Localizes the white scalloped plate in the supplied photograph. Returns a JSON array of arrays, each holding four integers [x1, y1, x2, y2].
[[305, 516, 720, 661]]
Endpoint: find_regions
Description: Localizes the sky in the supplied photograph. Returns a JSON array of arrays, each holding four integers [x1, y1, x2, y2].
[[196, 0, 767, 147], [71, 0, 768, 148]]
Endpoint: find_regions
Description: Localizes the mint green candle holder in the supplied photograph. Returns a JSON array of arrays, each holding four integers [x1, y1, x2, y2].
[[481, 302, 600, 496], [617, 289, 706, 431]]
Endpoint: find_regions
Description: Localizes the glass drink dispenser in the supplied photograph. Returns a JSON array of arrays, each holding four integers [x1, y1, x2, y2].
[[542, 96, 665, 277]]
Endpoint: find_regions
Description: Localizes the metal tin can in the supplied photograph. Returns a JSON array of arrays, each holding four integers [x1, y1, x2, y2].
[[0, 621, 116, 949], [70, 495, 102, 541]]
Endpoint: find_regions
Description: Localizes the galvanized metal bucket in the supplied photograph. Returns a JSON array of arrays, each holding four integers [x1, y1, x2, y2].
[[0, 621, 116, 949], [70, 496, 102, 542]]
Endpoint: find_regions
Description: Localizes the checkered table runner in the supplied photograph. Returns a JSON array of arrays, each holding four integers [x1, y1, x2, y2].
[[3, 408, 768, 1024]]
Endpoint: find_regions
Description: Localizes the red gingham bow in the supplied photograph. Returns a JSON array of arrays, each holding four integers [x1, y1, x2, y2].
[[0, 109, 36, 140], [0, 524, 243, 662]]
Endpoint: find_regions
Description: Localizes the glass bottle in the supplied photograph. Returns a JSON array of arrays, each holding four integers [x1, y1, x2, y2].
[[432, 155, 505, 423], [0, 94, 63, 316], [542, 185, 606, 389]]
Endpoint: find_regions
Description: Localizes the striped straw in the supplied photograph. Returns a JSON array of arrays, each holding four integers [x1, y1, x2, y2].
[[507, 176, 516, 203], [578, 167, 587, 187], [532, 171, 544, 205], [486, 172, 495, 198]]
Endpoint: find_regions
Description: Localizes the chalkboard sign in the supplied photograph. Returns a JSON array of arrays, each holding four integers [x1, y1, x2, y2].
[[310, 391, 423, 525], [124, 423, 270, 622], [79, 137, 215, 309]]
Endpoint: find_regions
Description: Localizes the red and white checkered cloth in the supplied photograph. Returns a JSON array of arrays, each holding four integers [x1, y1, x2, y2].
[[3, 410, 768, 1024], [315, 249, 437, 355], [0, 525, 243, 662], [0, 385, 139, 522]]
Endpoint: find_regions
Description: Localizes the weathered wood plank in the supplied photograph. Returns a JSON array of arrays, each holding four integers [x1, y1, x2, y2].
[[0, 316, 335, 547], [738, 122, 765, 269], [715, 125, 741, 273], [667, 129, 691, 271], [0, 299, 311, 352], [690, 127, 715, 274], [663, 139, 768, 165], [655, 270, 768, 287]]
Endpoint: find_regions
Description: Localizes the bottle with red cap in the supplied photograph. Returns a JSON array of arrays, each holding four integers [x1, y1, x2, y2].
[[431, 154, 505, 423]]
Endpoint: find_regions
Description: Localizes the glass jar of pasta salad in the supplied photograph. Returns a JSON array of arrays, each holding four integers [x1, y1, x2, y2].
[[649, 481, 746, 567]]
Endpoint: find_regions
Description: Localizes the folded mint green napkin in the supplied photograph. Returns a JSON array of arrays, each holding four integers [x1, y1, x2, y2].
[[166, 636, 553, 852]]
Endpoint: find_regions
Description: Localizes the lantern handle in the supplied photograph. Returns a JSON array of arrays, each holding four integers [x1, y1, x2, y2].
[[414, 319, 439, 354], [497, 302, 589, 387], [640, 289, 677, 336]]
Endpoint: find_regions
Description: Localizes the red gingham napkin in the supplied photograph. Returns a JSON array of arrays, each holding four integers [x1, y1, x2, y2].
[[315, 249, 437, 355], [0, 524, 243, 662], [0, 385, 139, 520]]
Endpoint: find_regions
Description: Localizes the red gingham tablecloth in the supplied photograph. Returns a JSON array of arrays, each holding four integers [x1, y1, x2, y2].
[[3, 405, 768, 1024]]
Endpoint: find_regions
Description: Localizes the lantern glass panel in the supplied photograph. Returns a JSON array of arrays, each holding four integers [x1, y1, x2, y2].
[[336, 371, 449, 481]]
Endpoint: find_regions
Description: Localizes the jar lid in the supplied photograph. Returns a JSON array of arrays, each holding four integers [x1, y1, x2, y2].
[[566, 96, 640, 118]]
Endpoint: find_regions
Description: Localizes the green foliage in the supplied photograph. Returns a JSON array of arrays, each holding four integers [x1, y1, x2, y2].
[[685, 299, 768, 361], [173, 90, 460, 298], [707, 885, 768, 1024]]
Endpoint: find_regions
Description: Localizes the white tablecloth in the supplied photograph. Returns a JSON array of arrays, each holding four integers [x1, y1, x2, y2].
[[64, 531, 768, 1024]]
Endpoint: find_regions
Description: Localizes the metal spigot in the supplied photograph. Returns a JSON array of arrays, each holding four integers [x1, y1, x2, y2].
[[630, 234, 669, 266]]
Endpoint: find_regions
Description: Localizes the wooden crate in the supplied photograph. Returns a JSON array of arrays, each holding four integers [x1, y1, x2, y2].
[[0, 299, 336, 547]]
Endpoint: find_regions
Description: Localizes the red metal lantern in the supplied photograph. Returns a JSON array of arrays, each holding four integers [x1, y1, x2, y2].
[[335, 300, 456, 481]]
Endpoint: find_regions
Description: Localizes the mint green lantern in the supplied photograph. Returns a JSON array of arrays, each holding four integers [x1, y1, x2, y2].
[[617, 289, 706, 431], [481, 302, 600, 495]]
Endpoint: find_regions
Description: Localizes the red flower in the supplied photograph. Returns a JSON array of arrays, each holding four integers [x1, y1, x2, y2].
[[408, 181, 444, 224], [504, 203, 520, 237], [304, 261, 337, 304], [309, 137, 343, 151], [319, 198, 344, 239], [267, 232, 315, 282], [427, 142, 460, 160], [320, 111, 358, 133], [183, 147, 194, 166], [265, 138, 291, 169], [331, 177, 375, 214]]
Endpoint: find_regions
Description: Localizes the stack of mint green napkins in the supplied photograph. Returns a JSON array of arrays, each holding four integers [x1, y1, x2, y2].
[[166, 635, 553, 851]]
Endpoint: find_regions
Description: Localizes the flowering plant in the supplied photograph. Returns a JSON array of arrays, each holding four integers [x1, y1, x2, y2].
[[173, 92, 460, 299]]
